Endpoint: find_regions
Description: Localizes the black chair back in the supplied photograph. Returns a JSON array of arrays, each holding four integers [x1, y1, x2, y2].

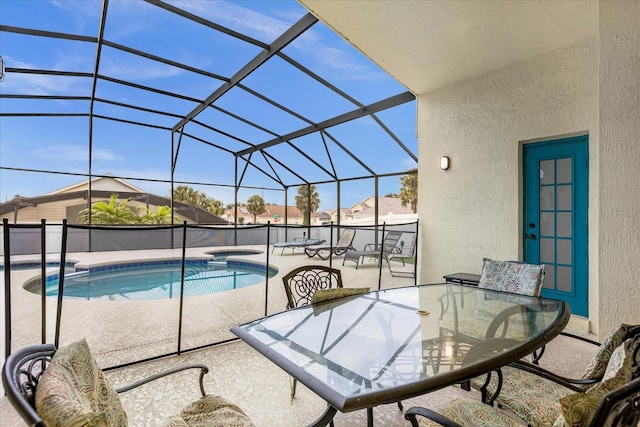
[[2, 343, 57, 427]]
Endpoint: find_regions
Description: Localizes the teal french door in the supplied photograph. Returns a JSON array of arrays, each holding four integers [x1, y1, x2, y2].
[[523, 135, 588, 316]]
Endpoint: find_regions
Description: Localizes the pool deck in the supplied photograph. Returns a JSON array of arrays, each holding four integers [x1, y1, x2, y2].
[[1, 246, 596, 426]]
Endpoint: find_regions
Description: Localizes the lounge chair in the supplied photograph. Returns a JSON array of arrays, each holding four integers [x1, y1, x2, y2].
[[271, 237, 325, 255], [304, 229, 356, 260], [342, 230, 403, 269], [387, 233, 417, 277]]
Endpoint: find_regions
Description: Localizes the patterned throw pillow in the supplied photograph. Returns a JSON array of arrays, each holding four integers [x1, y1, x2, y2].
[[555, 339, 634, 427], [35, 339, 127, 427], [479, 259, 544, 297], [582, 323, 633, 381], [311, 287, 370, 304]]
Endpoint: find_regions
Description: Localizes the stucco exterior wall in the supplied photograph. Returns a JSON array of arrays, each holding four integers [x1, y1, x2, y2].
[[597, 1, 640, 338], [417, 37, 599, 327]]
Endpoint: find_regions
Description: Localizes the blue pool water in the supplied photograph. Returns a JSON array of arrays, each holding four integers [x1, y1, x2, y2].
[[24, 260, 275, 301]]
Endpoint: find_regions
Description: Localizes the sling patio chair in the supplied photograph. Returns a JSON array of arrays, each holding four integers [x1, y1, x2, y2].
[[271, 237, 326, 255], [304, 228, 356, 260], [2, 338, 254, 427], [387, 233, 417, 277], [342, 230, 403, 269]]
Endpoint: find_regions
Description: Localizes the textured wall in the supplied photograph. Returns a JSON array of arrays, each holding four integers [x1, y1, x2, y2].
[[598, 1, 640, 338], [417, 38, 599, 326]]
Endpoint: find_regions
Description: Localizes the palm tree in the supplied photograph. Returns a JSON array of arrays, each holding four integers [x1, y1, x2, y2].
[[139, 205, 178, 224], [173, 185, 225, 216], [295, 184, 320, 225], [246, 195, 266, 224], [172, 185, 198, 205], [78, 193, 138, 224], [400, 169, 418, 213]]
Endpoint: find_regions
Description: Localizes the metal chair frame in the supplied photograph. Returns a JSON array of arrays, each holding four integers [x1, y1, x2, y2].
[[2, 343, 209, 427], [282, 264, 344, 310]]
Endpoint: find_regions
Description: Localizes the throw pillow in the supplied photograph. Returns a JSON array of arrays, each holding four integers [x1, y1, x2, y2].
[[582, 323, 633, 381], [35, 338, 127, 427], [479, 259, 544, 297], [311, 287, 370, 304], [557, 339, 633, 426]]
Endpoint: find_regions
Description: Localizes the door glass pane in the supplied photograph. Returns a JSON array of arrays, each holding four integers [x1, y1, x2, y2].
[[557, 266, 572, 292], [557, 184, 572, 210], [540, 237, 555, 263], [540, 160, 554, 185], [556, 158, 572, 183], [557, 239, 572, 264], [557, 212, 572, 237], [542, 266, 555, 290], [540, 186, 555, 210], [540, 212, 554, 236]]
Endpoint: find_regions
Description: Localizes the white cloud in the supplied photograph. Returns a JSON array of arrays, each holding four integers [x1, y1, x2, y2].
[[170, 0, 298, 42], [28, 144, 120, 162]]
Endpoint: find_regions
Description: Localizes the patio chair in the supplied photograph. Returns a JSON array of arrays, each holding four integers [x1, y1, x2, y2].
[[282, 264, 345, 310], [271, 237, 326, 255], [439, 260, 545, 393], [304, 228, 356, 260], [2, 339, 254, 427], [405, 332, 640, 427], [468, 323, 640, 425], [387, 233, 417, 277], [281, 265, 344, 423], [342, 230, 403, 269]]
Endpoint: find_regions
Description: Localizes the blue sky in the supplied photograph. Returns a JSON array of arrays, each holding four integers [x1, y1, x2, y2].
[[0, 0, 417, 211]]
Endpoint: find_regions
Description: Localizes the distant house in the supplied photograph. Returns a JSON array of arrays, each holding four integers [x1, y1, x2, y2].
[[0, 176, 227, 225], [344, 196, 417, 225], [326, 208, 352, 223], [226, 204, 324, 225]]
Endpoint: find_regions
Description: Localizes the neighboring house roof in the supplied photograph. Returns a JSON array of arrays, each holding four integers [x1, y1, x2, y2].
[[0, 177, 227, 224], [257, 205, 319, 220], [46, 175, 145, 195]]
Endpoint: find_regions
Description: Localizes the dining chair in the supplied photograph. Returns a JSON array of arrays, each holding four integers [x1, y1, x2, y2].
[[2, 339, 254, 427], [282, 264, 344, 310], [470, 324, 640, 425], [405, 332, 640, 427], [281, 264, 344, 406]]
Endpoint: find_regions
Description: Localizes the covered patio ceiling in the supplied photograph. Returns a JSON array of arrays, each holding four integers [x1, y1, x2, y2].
[[301, 0, 598, 95], [0, 0, 417, 208]]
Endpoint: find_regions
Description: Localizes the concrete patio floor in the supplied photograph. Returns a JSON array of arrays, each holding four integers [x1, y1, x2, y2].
[[1, 246, 597, 426]]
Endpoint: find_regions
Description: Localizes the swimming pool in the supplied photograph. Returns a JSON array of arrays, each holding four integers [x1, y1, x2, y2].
[[24, 259, 277, 301]]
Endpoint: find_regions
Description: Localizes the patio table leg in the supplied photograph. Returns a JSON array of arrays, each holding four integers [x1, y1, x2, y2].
[[306, 404, 337, 427]]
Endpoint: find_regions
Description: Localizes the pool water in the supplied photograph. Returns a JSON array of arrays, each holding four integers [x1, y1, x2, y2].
[[25, 261, 273, 301]]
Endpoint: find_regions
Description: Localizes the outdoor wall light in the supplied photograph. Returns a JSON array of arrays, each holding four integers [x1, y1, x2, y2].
[[440, 156, 450, 170]]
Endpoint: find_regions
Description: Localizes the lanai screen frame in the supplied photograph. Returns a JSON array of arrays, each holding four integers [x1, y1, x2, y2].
[[0, 0, 417, 224]]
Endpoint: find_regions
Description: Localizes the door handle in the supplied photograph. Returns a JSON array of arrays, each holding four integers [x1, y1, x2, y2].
[[527, 234, 537, 240]]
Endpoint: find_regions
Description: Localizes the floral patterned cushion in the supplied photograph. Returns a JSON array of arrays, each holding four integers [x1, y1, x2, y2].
[[582, 323, 633, 381], [311, 287, 370, 304], [473, 365, 574, 426], [35, 339, 127, 427], [417, 398, 522, 427], [479, 259, 545, 297], [554, 339, 634, 427], [161, 395, 254, 427]]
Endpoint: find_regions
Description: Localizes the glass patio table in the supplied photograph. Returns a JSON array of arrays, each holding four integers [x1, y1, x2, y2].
[[230, 283, 570, 427]]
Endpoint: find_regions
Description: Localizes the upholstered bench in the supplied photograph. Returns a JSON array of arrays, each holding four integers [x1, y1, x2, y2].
[[2, 339, 254, 427]]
